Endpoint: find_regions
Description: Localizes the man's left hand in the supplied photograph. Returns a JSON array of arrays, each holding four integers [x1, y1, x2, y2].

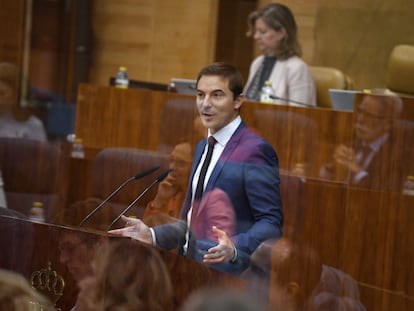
[[203, 226, 235, 264]]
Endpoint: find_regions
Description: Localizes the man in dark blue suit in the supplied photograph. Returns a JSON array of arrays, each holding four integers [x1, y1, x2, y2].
[[109, 62, 283, 274]]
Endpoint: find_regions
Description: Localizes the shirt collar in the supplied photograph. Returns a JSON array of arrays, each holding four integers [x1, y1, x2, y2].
[[208, 116, 241, 147]]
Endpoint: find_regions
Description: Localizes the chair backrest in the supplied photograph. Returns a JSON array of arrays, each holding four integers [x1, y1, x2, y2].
[[92, 148, 169, 203], [386, 44, 414, 95], [309, 66, 354, 108], [0, 138, 68, 222]]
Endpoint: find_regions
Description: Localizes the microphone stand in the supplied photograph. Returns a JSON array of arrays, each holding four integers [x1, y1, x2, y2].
[[269, 95, 315, 108], [80, 176, 135, 227], [79, 165, 160, 227], [107, 169, 172, 230]]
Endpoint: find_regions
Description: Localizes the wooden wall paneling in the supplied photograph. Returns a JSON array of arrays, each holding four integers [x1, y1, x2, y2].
[[313, 0, 414, 89], [340, 190, 414, 311], [151, 0, 219, 82], [75, 84, 199, 151], [68, 0, 93, 102], [0, 0, 26, 65], [89, 0, 155, 85], [89, 0, 219, 86], [300, 179, 348, 268], [380, 194, 414, 310], [214, 0, 257, 80], [29, 0, 65, 93], [76, 84, 354, 176], [341, 189, 390, 285]]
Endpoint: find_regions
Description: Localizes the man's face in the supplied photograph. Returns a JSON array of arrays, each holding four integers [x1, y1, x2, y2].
[[58, 233, 99, 284], [196, 75, 243, 134], [355, 95, 393, 143], [167, 143, 192, 189]]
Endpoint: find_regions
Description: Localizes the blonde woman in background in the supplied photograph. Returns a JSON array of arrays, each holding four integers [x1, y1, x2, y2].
[[244, 3, 316, 107]]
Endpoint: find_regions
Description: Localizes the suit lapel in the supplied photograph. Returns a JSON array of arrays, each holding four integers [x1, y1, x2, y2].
[[204, 123, 245, 193], [184, 122, 246, 218]]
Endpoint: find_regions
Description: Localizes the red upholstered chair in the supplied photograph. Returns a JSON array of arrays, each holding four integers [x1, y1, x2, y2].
[[0, 137, 68, 223], [69, 148, 169, 230]]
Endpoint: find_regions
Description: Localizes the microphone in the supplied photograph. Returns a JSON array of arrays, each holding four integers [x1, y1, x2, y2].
[[269, 95, 315, 108], [107, 168, 172, 230], [79, 166, 161, 227]]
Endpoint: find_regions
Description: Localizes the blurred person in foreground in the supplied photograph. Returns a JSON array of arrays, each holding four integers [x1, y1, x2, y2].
[[76, 239, 174, 311], [109, 62, 283, 275], [0, 268, 53, 310], [267, 237, 366, 311], [58, 230, 105, 310]]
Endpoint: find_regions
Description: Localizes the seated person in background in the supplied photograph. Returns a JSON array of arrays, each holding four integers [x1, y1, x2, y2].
[[76, 239, 174, 311], [320, 92, 406, 191], [0, 63, 49, 210], [0, 268, 53, 310], [143, 142, 193, 226], [244, 3, 316, 106], [0, 62, 47, 141], [144, 116, 207, 227]]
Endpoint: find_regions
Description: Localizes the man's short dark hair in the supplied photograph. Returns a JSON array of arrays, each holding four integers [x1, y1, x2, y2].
[[196, 62, 244, 100]]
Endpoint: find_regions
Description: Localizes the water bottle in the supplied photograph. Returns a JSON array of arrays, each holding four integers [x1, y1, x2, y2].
[[402, 175, 414, 196], [71, 138, 85, 159], [260, 80, 275, 104], [114, 66, 129, 89], [29, 201, 45, 222]]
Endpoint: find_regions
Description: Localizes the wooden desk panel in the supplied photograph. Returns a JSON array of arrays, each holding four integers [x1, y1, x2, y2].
[[0, 216, 244, 310], [76, 84, 354, 175], [70, 84, 414, 311], [76, 84, 199, 151]]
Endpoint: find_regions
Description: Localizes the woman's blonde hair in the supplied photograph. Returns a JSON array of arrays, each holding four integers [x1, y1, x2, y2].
[[78, 239, 174, 311], [0, 269, 53, 310]]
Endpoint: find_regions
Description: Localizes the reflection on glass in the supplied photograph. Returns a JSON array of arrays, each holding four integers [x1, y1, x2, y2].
[[319, 92, 408, 192]]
